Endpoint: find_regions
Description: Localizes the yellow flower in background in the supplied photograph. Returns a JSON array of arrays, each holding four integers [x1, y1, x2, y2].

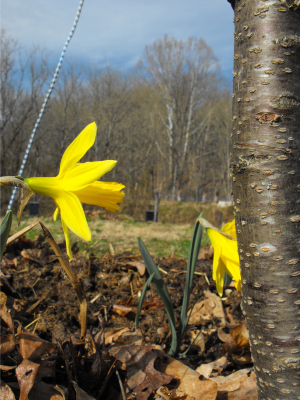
[[24, 122, 125, 260], [199, 218, 241, 297], [221, 219, 236, 239]]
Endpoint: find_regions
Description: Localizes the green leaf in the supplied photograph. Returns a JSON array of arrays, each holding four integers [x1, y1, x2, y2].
[[138, 237, 177, 355], [0, 211, 12, 260], [135, 272, 155, 329], [178, 213, 203, 347]]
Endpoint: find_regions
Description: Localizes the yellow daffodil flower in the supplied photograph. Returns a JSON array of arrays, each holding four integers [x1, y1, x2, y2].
[[24, 122, 125, 260], [199, 218, 241, 297], [221, 219, 236, 239]]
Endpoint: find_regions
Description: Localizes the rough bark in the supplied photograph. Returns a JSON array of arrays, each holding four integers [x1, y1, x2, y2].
[[229, 1, 300, 399]]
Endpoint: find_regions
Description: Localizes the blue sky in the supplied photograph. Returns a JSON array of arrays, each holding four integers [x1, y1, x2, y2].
[[2, 0, 234, 82]]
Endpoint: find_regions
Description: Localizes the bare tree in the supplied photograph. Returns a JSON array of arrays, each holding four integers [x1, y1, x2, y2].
[[87, 67, 135, 161], [189, 95, 232, 202], [138, 35, 221, 196], [228, 0, 300, 398], [44, 64, 88, 172], [0, 30, 49, 179], [0, 31, 232, 211]]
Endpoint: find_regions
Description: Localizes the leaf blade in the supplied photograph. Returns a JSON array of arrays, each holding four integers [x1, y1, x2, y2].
[[178, 213, 203, 345], [138, 237, 177, 354], [0, 211, 12, 259], [135, 272, 155, 329]]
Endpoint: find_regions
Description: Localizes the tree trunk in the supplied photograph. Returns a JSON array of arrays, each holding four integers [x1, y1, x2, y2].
[[228, 0, 300, 398]]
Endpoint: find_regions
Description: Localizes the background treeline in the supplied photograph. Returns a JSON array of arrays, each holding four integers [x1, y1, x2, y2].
[[1, 30, 232, 213]]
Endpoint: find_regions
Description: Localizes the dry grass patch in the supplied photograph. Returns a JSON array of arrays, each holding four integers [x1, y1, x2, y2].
[[10, 214, 205, 258], [9, 198, 232, 258], [88, 219, 195, 256]]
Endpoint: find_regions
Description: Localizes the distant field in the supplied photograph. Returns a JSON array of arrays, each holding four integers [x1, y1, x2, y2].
[[9, 200, 234, 259]]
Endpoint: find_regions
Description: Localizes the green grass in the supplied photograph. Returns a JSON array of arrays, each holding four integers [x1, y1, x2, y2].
[[10, 213, 209, 259], [8, 199, 232, 259]]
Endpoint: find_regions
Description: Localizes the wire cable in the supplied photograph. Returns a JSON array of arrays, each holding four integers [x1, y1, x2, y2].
[[7, 0, 84, 212]]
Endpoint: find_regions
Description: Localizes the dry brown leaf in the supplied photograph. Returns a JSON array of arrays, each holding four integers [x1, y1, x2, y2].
[[157, 356, 218, 400], [218, 324, 251, 366], [0, 380, 16, 400], [157, 386, 192, 399], [105, 327, 143, 346], [218, 329, 236, 350], [72, 381, 96, 400], [198, 244, 214, 260], [196, 356, 228, 379], [230, 324, 249, 348], [27, 381, 65, 400], [35, 360, 56, 382], [68, 334, 109, 392], [0, 334, 15, 355], [210, 368, 257, 400], [20, 249, 44, 266], [109, 345, 173, 400], [125, 261, 146, 276], [224, 306, 239, 326], [16, 359, 40, 400], [218, 324, 249, 353], [112, 304, 138, 317], [70, 335, 85, 346], [185, 330, 206, 353], [0, 365, 16, 371], [33, 360, 64, 400], [115, 329, 144, 346], [104, 327, 130, 345], [50, 386, 66, 400], [234, 354, 252, 365], [0, 292, 14, 332], [188, 290, 226, 328], [115, 260, 146, 276], [19, 332, 55, 361], [15, 359, 63, 400]]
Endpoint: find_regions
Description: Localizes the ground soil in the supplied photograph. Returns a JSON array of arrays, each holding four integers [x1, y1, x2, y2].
[[1, 233, 251, 400]]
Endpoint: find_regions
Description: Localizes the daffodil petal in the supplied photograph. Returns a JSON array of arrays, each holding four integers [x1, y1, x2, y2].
[[207, 227, 241, 296], [55, 191, 91, 242], [74, 181, 125, 212], [234, 279, 242, 292], [210, 233, 222, 282], [221, 242, 239, 265], [61, 218, 72, 260], [216, 259, 226, 297], [53, 207, 59, 221], [208, 229, 239, 264], [224, 260, 241, 285], [221, 219, 236, 239], [58, 122, 97, 178], [61, 160, 117, 191], [224, 260, 241, 292]]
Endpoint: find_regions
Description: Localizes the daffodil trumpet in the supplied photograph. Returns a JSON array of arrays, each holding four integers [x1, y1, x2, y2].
[[199, 217, 241, 297], [0, 122, 125, 260]]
